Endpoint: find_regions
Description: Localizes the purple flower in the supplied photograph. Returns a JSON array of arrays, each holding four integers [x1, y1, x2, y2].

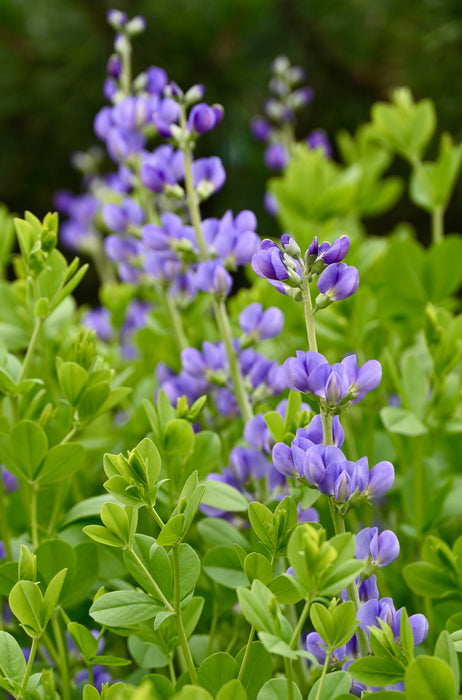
[[251, 117, 272, 141], [140, 145, 184, 193], [206, 210, 260, 268], [83, 308, 113, 343], [239, 303, 284, 341], [192, 157, 226, 195], [355, 527, 400, 567], [145, 66, 168, 95], [303, 414, 344, 447], [358, 597, 428, 647], [366, 461, 395, 499], [272, 442, 299, 478], [340, 354, 382, 404], [264, 191, 279, 217], [152, 98, 181, 137], [305, 632, 346, 665], [252, 239, 302, 296], [0, 541, 5, 561], [112, 97, 150, 130], [188, 103, 224, 134], [229, 447, 270, 483], [1, 467, 18, 494], [102, 198, 144, 233], [264, 143, 289, 171], [317, 263, 359, 304], [195, 260, 233, 298], [306, 129, 332, 157], [283, 350, 329, 394]]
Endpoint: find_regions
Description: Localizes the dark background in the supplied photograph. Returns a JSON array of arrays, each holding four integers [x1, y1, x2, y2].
[[2, 0, 462, 242]]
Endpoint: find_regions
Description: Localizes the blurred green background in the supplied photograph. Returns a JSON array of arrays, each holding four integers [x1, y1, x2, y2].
[[2, 0, 462, 241]]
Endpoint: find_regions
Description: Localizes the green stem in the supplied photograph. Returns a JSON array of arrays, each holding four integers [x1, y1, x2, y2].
[[40, 632, 61, 669], [18, 636, 39, 699], [30, 483, 39, 549], [284, 657, 295, 700], [163, 289, 189, 352], [52, 616, 71, 700], [321, 410, 333, 447], [88, 663, 94, 685], [18, 317, 43, 384], [149, 505, 165, 529], [213, 299, 253, 423], [290, 599, 311, 648], [315, 651, 330, 700], [0, 478, 13, 559], [173, 544, 198, 684], [168, 655, 176, 684], [328, 500, 371, 657], [119, 34, 132, 97], [432, 206, 444, 245], [237, 626, 255, 682], [302, 275, 317, 352], [413, 435, 424, 534]]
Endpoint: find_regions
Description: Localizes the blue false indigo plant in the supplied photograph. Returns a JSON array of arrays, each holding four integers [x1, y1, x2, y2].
[[0, 10, 462, 700]]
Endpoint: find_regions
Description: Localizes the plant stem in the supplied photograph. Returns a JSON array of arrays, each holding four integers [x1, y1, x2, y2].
[[0, 478, 13, 559], [119, 34, 132, 97], [18, 317, 43, 384], [149, 505, 165, 529], [290, 599, 311, 648], [18, 636, 39, 699], [321, 410, 333, 447], [302, 273, 317, 352], [315, 651, 330, 700], [328, 500, 371, 657], [52, 615, 71, 700], [213, 298, 253, 423], [413, 435, 424, 534], [284, 657, 295, 700], [237, 626, 255, 681], [30, 483, 39, 549], [163, 289, 189, 352], [181, 119, 253, 423], [168, 655, 176, 684], [88, 664, 94, 685], [173, 544, 198, 684], [432, 206, 444, 245]]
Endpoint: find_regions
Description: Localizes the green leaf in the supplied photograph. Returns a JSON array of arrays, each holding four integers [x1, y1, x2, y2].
[[9, 581, 44, 636], [434, 631, 459, 691], [0, 631, 27, 684], [174, 687, 213, 700], [67, 622, 98, 663], [90, 655, 131, 666], [177, 544, 201, 600], [164, 419, 195, 458], [100, 502, 130, 544], [142, 674, 174, 700], [83, 525, 125, 548], [257, 678, 302, 700], [37, 442, 85, 484], [42, 569, 67, 623], [8, 420, 48, 480], [78, 382, 110, 422], [405, 656, 457, 700], [203, 546, 248, 589], [258, 633, 299, 660], [128, 635, 168, 669], [237, 581, 278, 636], [308, 671, 352, 700], [201, 480, 249, 512], [310, 603, 334, 647], [125, 536, 173, 603], [263, 411, 285, 443], [61, 494, 118, 525], [268, 574, 305, 605], [57, 361, 88, 405], [198, 652, 238, 696], [248, 502, 275, 551], [349, 656, 405, 686], [128, 437, 161, 490], [197, 518, 249, 551], [90, 590, 163, 627], [403, 562, 457, 597], [216, 679, 247, 700], [380, 407, 427, 436], [188, 430, 222, 480], [235, 641, 273, 700], [244, 553, 273, 585], [157, 514, 185, 546], [0, 562, 18, 597], [318, 560, 363, 596]]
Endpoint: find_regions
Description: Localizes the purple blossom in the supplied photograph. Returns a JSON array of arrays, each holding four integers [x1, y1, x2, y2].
[[283, 350, 329, 394], [264, 143, 289, 171], [206, 210, 260, 268], [264, 191, 279, 217], [192, 156, 226, 195], [251, 117, 272, 141], [145, 66, 168, 95], [251, 239, 301, 296], [340, 354, 382, 404], [1, 467, 18, 494], [194, 260, 233, 298], [306, 129, 332, 157], [106, 127, 145, 162], [188, 103, 224, 134], [152, 97, 181, 137], [112, 96, 150, 130], [140, 145, 184, 193], [358, 597, 428, 647], [102, 198, 144, 233], [355, 527, 400, 567], [317, 263, 359, 303], [239, 303, 284, 341], [305, 632, 346, 665], [303, 414, 344, 447], [83, 308, 113, 343]]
